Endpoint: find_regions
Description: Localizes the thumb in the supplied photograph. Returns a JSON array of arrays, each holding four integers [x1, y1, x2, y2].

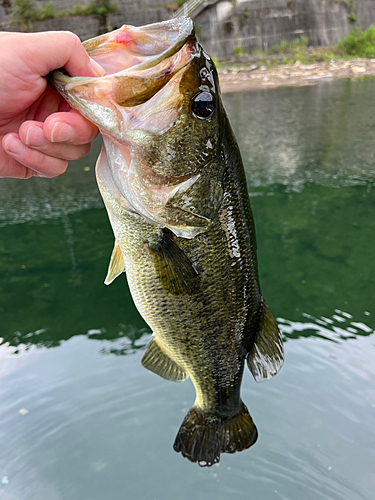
[[13, 30, 105, 78]]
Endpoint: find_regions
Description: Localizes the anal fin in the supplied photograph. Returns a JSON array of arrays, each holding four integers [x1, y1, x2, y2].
[[104, 240, 125, 285], [247, 301, 284, 382], [141, 337, 188, 382]]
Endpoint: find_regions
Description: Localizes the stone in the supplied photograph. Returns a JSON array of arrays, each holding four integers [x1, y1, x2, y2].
[[351, 65, 366, 74]]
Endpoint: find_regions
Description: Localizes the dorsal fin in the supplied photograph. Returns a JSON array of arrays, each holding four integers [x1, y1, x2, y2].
[[104, 240, 125, 285], [247, 301, 284, 382]]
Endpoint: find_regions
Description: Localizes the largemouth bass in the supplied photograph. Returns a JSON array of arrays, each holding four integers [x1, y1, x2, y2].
[[52, 17, 284, 467]]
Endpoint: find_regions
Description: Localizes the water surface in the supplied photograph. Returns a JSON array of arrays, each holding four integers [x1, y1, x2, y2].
[[0, 77, 374, 500]]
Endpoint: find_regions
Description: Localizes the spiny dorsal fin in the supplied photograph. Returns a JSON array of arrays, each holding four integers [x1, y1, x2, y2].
[[148, 229, 200, 295], [104, 240, 125, 285], [247, 301, 284, 383], [141, 337, 188, 382]]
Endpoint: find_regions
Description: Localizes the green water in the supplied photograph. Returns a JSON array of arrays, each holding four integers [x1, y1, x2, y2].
[[0, 78, 374, 500]]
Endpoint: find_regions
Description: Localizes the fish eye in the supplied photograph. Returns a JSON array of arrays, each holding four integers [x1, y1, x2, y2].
[[191, 92, 215, 119]]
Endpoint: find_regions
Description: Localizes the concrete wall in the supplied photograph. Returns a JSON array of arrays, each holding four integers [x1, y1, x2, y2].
[[196, 0, 375, 59]]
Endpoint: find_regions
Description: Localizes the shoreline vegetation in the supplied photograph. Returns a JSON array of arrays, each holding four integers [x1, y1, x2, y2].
[[218, 25, 375, 70]]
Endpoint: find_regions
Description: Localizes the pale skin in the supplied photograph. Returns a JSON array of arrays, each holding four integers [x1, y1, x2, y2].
[[0, 30, 105, 179]]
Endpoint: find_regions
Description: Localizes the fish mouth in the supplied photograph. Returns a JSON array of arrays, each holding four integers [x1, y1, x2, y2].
[[83, 17, 195, 74], [52, 18, 208, 239], [52, 18, 195, 107]]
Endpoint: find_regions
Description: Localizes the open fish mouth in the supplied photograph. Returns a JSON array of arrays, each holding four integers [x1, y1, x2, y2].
[[51, 18, 212, 239], [52, 18, 196, 110], [82, 17, 195, 74]]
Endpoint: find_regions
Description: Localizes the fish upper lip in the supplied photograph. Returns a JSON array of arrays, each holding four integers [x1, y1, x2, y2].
[[52, 17, 195, 86]]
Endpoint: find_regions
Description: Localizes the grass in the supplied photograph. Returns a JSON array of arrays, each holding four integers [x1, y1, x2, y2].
[[233, 36, 336, 67], [11, 0, 35, 31]]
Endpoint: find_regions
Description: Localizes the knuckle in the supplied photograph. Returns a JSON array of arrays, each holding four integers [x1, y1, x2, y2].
[[80, 144, 91, 158], [66, 144, 90, 161], [36, 155, 54, 178], [62, 31, 81, 49], [44, 159, 68, 178], [59, 160, 69, 175]]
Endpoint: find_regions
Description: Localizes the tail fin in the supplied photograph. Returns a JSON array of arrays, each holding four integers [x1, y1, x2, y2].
[[173, 403, 257, 466]]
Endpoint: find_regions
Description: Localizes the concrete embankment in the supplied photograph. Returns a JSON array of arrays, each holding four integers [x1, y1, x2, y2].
[[196, 0, 375, 59]]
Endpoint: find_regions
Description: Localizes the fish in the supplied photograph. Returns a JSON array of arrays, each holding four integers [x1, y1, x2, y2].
[[52, 17, 284, 467]]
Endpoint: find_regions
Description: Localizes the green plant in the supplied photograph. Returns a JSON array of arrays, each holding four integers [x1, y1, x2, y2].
[[270, 36, 309, 54], [11, 0, 36, 31], [212, 57, 222, 70], [38, 2, 58, 20], [336, 24, 375, 58], [348, 12, 357, 23], [85, 0, 119, 16], [234, 45, 245, 57]]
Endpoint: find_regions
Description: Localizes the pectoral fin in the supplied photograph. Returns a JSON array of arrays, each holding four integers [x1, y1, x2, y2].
[[141, 337, 188, 382], [148, 229, 200, 295], [104, 240, 125, 285], [247, 302, 284, 382]]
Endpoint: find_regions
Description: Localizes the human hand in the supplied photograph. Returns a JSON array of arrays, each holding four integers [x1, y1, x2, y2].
[[0, 31, 104, 179]]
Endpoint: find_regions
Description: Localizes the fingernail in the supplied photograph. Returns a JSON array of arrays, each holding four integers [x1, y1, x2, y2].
[[3, 135, 27, 156], [50, 122, 74, 143], [89, 57, 105, 77], [25, 124, 46, 147]]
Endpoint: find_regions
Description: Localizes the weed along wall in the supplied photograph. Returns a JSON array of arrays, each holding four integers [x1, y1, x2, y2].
[[195, 0, 375, 59]]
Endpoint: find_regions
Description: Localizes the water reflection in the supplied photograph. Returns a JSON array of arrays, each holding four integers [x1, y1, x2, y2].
[[0, 139, 102, 228], [229, 78, 375, 190]]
